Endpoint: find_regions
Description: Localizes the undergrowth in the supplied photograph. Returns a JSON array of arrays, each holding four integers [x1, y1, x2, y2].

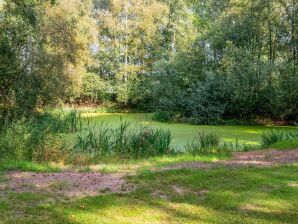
[[185, 132, 231, 156], [75, 121, 173, 159], [261, 129, 298, 148], [0, 110, 82, 162]]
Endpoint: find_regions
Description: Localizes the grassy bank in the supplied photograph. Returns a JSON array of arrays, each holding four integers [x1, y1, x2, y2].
[[77, 112, 296, 149], [0, 163, 297, 224]]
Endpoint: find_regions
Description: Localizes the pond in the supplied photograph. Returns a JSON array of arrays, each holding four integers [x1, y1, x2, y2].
[[80, 113, 296, 150]]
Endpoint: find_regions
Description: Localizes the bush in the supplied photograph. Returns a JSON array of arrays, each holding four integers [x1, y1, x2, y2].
[[152, 111, 176, 122], [0, 119, 31, 160], [0, 110, 82, 162], [76, 123, 113, 156], [0, 119, 65, 162]]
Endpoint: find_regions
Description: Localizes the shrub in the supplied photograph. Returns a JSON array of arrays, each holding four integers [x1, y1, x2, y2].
[[0, 119, 31, 160], [152, 111, 176, 122], [0, 119, 65, 162], [185, 132, 236, 155], [0, 110, 81, 162]]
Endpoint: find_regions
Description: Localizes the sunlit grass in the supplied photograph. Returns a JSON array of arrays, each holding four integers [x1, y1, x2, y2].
[[0, 160, 62, 173], [78, 154, 227, 173], [0, 164, 297, 223]]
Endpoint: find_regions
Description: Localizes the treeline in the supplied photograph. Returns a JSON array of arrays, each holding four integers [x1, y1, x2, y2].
[[0, 0, 297, 123]]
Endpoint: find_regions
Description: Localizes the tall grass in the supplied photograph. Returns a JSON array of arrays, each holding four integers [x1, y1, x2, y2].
[[0, 119, 65, 162], [0, 110, 82, 162], [76, 123, 113, 156], [184, 132, 254, 155], [261, 129, 298, 147], [129, 127, 172, 157], [34, 110, 82, 133], [75, 121, 173, 158], [185, 132, 225, 155]]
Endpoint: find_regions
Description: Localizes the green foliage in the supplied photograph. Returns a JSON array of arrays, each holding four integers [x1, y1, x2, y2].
[[261, 129, 298, 147], [0, 110, 82, 162], [185, 132, 231, 155], [33, 110, 82, 133], [129, 127, 172, 158], [0, 119, 32, 160], [269, 140, 298, 150], [74, 73, 112, 104], [0, 160, 60, 172], [75, 121, 173, 158], [76, 122, 114, 157], [2, 0, 297, 123], [152, 111, 176, 122], [0, 0, 96, 113], [150, 0, 298, 123], [0, 119, 63, 162]]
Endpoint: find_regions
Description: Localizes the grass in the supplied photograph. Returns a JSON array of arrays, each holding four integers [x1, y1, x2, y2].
[[0, 111, 297, 223], [74, 154, 228, 173], [77, 113, 297, 149], [261, 129, 298, 148], [0, 163, 297, 223], [75, 121, 173, 159], [268, 140, 298, 150], [0, 160, 62, 173]]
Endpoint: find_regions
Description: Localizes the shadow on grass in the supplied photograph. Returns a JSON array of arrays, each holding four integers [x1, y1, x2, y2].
[[0, 164, 297, 223]]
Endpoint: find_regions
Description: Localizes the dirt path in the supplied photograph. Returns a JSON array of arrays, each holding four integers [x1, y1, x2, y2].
[[158, 149, 298, 171], [1, 172, 133, 197], [1, 149, 297, 197]]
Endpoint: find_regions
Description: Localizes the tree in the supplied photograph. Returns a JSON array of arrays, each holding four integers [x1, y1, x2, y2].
[[0, 0, 96, 113]]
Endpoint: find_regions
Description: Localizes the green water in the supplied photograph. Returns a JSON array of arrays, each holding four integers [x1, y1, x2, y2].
[[79, 113, 296, 149]]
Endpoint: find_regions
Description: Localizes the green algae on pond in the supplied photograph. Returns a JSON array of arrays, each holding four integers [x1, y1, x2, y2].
[[80, 113, 297, 149]]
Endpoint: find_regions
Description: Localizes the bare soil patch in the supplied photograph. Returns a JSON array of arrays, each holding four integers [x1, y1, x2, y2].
[[2, 149, 297, 198], [3, 172, 133, 197], [159, 149, 298, 171]]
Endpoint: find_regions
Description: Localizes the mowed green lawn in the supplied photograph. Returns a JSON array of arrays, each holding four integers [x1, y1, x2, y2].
[[0, 164, 297, 224], [80, 113, 296, 149]]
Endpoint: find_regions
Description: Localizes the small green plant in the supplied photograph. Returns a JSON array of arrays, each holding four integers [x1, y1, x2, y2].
[[76, 123, 113, 156], [129, 127, 172, 157], [113, 121, 132, 154], [63, 110, 82, 132], [186, 132, 223, 155], [242, 143, 258, 152]]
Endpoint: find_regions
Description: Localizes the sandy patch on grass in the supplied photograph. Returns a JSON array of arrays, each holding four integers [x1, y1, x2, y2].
[[159, 149, 298, 171], [288, 182, 298, 187], [3, 149, 297, 197], [4, 172, 133, 197], [171, 185, 209, 197], [222, 149, 298, 167]]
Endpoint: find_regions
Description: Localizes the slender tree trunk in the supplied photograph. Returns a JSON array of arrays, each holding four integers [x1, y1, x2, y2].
[[124, 0, 129, 82]]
